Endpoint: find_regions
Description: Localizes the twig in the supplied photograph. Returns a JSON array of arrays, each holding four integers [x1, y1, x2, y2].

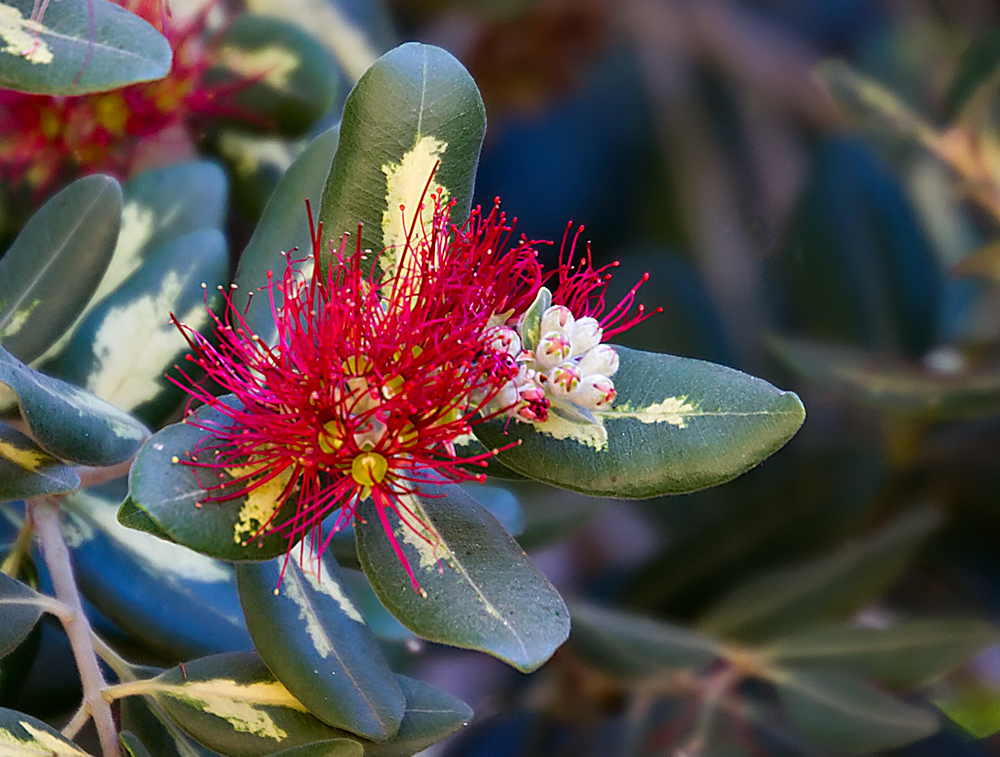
[[90, 630, 137, 683], [103, 679, 157, 702], [62, 701, 91, 740], [30, 496, 121, 757], [76, 456, 138, 490]]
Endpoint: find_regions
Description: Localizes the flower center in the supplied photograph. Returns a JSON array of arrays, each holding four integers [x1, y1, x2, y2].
[[351, 451, 388, 487]]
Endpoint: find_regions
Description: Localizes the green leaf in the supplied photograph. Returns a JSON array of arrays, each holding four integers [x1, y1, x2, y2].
[[948, 31, 1000, 115], [0, 0, 171, 95], [0, 571, 45, 661], [318, 42, 486, 262], [765, 619, 999, 689], [0, 175, 121, 362], [934, 677, 1000, 738], [354, 476, 569, 673], [568, 602, 724, 677], [698, 506, 942, 642], [776, 669, 939, 753], [119, 730, 153, 757], [339, 569, 414, 643], [120, 694, 225, 757], [769, 335, 1000, 420], [117, 496, 174, 542], [149, 652, 471, 757], [0, 344, 148, 466], [269, 742, 364, 757], [234, 126, 339, 346], [207, 14, 340, 137], [124, 397, 298, 561], [0, 420, 79, 501], [58, 229, 228, 427], [236, 545, 406, 741], [61, 487, 252, 661], [40, 161, 230, 366], [815, 61, 938, 148], [475, 346, 805, 498], [0, 706, 95, 754]]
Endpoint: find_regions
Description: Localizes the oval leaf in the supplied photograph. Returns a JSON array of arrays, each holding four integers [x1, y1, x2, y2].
[[59, 229, 228, 426], [354, 476, 569, 673], [318, 42, 486, 259], [120, 694, 225, 757], [234, 125, 339, 345], [0, 706, 94, 754], [0, 0, 171, 95], [269, 742, 363, 757], [61, 487, 252, 661], [698, 506, 942, 642], [777, 669, 939, 753], [125, 398, 298, 561], [569, 602, 724, 678], [0, 174, 122, 362], [765, 619, 999, 689], [0, 420, 79, 501], [149, 652, 471, 757], [236, 544, 406, 741], [769, 335, 1000, 420], [207, 14, 340, 137], [0, 344, 148, 466], [119, 730, 153, 757], [0, 572, 45, 661], [40, 161, 229, 365], [475, 346, 805, 498]]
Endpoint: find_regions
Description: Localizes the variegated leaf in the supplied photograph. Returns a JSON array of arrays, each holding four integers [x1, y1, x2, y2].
[[475, 346, 806, 498], [0, 0, 170, 95]]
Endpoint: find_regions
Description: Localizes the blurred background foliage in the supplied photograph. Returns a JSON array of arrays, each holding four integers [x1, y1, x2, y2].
[[8, 0, 1000, 755]]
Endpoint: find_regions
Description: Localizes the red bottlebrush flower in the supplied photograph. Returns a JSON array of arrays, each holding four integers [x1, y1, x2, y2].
[[0, 0, 240, 192], [171, 197, 540, 593]]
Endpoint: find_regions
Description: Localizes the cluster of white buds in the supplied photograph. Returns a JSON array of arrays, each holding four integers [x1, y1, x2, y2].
[[485, 290, 620, 425]]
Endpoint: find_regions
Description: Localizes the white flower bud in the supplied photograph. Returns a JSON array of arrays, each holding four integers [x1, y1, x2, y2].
[[540, 305, 574, 336], [570, 317, 602, 355], [572, 375, 616, 409], [485, 326, 521, 358], [577, 344, 619, 377], [547, 362, 582, 396], [536, 330, 572, 369]]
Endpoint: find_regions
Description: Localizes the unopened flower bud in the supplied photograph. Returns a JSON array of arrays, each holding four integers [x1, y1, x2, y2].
[[540, 305, 574, 336], [578, 344, 619, 377], [548, 362, 582, 395], [572, 375, 616, 409], [571, 317, 602, 355], [485, 326, 521, 358], [537, 331, 572, 369]]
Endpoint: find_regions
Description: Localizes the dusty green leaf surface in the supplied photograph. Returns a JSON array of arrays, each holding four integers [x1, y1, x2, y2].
[[59, 228, 228, 426], [234, 126, 339, 345], [765, 618, 998, 689], [62, 487, 252, 661], [318, 42, 486, 260], [569, 601, 724, 677], [0, 175, 121, 362], [0, 0, 170, 95], [0, 705, 93, 754], [0, 572, 45, 661], [355, 476, 569, 673], [777, 669, 939, 753], [475, 346, 806, 498], [698, 506, 942, 641], [150, 652, 471, 757], [0, 344, 147, 466], [237, 545, 405, 741], [0, 420, 79, 501], [769, 335, 1000, 419], [125, 397, 298, 561]]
